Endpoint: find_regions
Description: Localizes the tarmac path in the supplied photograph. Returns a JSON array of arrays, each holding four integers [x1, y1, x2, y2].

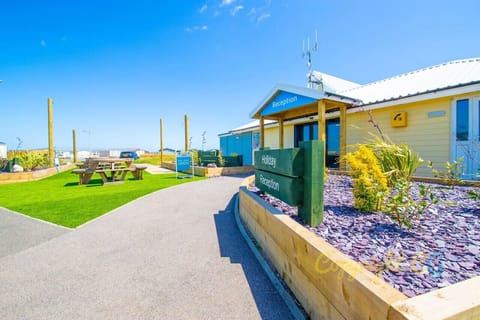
[[0, 176, 294, 319]]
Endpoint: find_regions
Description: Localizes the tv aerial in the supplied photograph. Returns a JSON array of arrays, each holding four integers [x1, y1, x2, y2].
[[302, 30, 318, 89]]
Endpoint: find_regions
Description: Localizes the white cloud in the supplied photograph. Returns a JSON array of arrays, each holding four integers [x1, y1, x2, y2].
[[199, 4, 208, 13], [248, 8, 256, 15], [230, 5, 244, 16], [185, 25, 208, 33], [256, 13, 271, 23], [219, 0, 235, 7], [40, 40, 47, 47]]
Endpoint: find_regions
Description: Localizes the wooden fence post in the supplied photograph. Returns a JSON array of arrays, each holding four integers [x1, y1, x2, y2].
[[299, 140, 324, 226]]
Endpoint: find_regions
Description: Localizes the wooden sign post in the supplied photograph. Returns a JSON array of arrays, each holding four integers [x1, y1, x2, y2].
[[254, 140, 324, 226]]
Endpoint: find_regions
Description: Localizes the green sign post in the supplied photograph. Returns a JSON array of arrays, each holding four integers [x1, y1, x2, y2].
[[254, 140, 324, 227]]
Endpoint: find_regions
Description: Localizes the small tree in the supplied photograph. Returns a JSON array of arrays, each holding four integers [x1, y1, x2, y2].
[[217, 150, 225, 167]]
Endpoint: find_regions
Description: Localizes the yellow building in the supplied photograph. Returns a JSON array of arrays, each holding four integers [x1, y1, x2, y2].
[[220, 58, 480, 178]]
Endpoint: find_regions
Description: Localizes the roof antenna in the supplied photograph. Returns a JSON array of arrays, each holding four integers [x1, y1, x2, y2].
[[302, 30, 318, 89]]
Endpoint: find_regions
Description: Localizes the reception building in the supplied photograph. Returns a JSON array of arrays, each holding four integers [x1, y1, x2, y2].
[[219, 57, 480, 178]]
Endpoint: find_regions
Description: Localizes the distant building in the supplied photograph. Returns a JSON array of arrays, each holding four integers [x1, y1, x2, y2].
[[0, 142, 6, 159], [161, 148, 177, 154], [77, 151, 91, 160], [57, 151, 72, 159], [109, 150, 121, 157]]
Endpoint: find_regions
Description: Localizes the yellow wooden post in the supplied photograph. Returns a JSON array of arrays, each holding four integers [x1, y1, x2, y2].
[[318, 100, 326, 171], [340, 105, 347, 170], [160, 118, 164, 164], [260, 117, 265, 148], [48, 98, 54, 167], [279, 118, 284, 149], [317, 100, 326, 142], [72, 129, 77, 164], [184, 114, 189, 152]]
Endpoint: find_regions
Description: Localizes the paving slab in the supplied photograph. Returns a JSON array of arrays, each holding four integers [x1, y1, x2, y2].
[[0, 176, 294, 319]]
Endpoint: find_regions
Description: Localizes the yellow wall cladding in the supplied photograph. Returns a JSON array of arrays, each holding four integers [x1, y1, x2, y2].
[[347, 97, 452, 177], [264, 124, 294, 149]]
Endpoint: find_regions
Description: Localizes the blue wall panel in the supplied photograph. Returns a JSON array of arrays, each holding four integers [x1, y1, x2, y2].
[[219, 132, 253, 165]]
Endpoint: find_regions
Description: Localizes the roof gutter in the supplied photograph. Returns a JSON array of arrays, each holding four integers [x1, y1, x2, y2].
[[348, 82, 480, 113]]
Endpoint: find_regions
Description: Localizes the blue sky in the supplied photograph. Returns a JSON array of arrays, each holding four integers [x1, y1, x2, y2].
[[1, 0, 479, 151]]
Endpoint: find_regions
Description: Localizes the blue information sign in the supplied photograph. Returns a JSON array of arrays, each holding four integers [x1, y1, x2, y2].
[[176, 153, 194, 178], [177, 156, 191, 171], [261, 91, 317, 117]]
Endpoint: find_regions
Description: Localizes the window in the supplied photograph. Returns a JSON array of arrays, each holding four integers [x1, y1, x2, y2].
[[456, 99, 469, 141]]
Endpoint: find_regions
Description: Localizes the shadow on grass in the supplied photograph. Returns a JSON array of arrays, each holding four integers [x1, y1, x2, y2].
[[63, 178, 104, 187], [64, 182, 79, 187]]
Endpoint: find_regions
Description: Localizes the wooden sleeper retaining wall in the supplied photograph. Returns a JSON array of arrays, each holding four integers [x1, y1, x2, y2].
[[238, 176, 480, 320], [161, 162, 254, 177], [0, 164, 76, 184]]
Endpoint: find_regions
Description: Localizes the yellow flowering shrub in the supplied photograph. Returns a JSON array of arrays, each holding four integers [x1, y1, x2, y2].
[[345, 145, 389, 212]]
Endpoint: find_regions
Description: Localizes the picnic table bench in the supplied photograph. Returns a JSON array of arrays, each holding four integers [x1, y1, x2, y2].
[[130, 164, 147, 180], [71, 157, 145, 185]]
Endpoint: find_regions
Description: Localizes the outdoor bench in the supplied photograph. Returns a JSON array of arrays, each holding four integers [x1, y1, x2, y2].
[[71, 168, 95, 185], [130, 164, 147, 180]]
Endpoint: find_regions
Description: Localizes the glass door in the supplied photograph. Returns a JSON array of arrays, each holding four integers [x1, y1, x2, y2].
[[294, 119, 340, 168], [453, 98, 480, 179]]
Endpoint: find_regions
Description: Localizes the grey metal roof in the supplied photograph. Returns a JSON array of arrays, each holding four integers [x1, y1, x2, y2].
[[337, 57, 480, 105], [310, 71, 361, 93]]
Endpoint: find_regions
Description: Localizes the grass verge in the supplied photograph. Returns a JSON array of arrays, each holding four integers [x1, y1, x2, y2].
[[0, 170, 204, 228]]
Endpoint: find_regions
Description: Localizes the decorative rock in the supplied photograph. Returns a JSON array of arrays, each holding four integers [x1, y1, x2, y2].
[[250, 174, 480, 297], [12, 164, 24, 172], [467, 245, 479, 255], [435, 240, 446, 248]]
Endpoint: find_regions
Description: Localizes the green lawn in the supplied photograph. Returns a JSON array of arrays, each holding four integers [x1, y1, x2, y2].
[[0, 170, 204, 228]]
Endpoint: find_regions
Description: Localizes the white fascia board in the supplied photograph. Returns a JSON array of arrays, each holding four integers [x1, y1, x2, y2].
[[347, 83, 480, 114], [230, 121, 278, 134], [230, 112, 343, 135], [248, 83, 326, 118], [218, 132, 234, 138]]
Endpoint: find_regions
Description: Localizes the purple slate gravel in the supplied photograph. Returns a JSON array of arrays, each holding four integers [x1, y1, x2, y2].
[[250, 175, 480, 298]]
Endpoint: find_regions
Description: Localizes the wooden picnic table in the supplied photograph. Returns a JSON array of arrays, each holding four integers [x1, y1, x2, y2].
[[72, 157, 136, 185]]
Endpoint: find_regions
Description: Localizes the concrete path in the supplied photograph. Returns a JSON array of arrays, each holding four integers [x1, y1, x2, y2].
[[0, 207, 70, 259], [0, 176, 294, 319], [144, 164, 175, 174]]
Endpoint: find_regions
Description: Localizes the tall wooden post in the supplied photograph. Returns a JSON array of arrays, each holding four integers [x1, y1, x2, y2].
[[317, 100, 326, 142], [48, 98, 54, 167], [340, 105, 347, 170], [299, 140, 325, 226], [260, 117, 265, 148], [160, 118, 164, 164], [184, 114, 189, 152], [72, 129, 77, 163], [279, 118, 284, 149], [317, 100, 326, 170]]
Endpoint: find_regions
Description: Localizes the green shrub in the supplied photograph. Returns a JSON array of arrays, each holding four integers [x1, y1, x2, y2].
[[191, 150, 199, 165], [427, 158, 464, 186], [345, 145, 389, 212], [367, 137, 424, 186], [15, 151, 48, 171], [385, 181, 439, 228], [217, 150, 225, 167]]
